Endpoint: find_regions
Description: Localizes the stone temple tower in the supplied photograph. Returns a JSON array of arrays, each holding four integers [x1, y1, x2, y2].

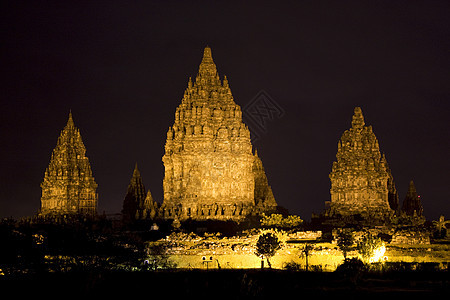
[[161, 47, 277, 221], [122, 163, 158, 223], [328, 107, 394, 221], [40, 112, 98, 216], [402, 180, 424, 217]]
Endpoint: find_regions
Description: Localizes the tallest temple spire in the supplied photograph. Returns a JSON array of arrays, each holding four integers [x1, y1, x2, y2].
[[162, 47, 277, 221]]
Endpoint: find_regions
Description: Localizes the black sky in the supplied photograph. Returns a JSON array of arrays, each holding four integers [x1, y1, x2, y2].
[[1, 0, 449, 220]]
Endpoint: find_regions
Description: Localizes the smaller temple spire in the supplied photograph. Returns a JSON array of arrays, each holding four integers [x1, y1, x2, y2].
[[222, 75, 228, 89], [122, 163, 147, 224], [402, 180, 424, 217], [351, 107, 365, 130], [406, 180, 417, 196], [66, 110, 75, 128], [40, 110, 97, 216], [132, 162, 140, 178]]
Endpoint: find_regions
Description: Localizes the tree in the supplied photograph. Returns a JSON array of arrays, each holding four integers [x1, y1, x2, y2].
[[336, 229, 354, 259], [356, 232, 385, 263], [433, 215, 449, 238], [255, 232, 281, 268], [300, 243, 314, 271]]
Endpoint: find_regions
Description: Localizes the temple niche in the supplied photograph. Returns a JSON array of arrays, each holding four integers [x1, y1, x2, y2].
[[40, 112, 98, 216], [327, 107, 394, 223], [161, 47, 277, 221]]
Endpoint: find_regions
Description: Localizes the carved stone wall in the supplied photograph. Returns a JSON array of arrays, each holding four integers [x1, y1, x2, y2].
[[328, 107, 393, 221], [161, 47, 277, 221], [391, 229, 430, 245], [40, 112, 98, 216]]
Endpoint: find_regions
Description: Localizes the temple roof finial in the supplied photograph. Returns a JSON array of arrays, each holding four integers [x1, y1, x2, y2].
[[133, 162, 140, 177], [351, 107, 365, 129], [194, 46, 220, 90], [407, 180, 417, 195], [202, 46, 213, 63], [67, 109, 75, 127]]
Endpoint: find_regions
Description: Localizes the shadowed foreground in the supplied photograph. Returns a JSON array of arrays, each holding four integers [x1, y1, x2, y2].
[[1, 269, 447, 298]]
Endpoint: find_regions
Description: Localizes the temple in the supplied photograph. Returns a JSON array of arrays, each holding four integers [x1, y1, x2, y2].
[[40, 112, 98, 216], [122, 163, 158, 223], [161, 47, 277, 221], [327, 107, 394, 222], [402, 180, 424, 217]]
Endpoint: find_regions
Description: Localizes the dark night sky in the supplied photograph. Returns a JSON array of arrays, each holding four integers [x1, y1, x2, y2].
[[1, 0, 449, 221]]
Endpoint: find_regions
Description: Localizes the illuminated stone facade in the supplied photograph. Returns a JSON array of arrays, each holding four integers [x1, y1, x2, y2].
[[40, 112, 98, 216], [122, 164, 158, 222], [328, 107, 394, 220], [161, 47, 277, 221], [253, 150, 278, 214]]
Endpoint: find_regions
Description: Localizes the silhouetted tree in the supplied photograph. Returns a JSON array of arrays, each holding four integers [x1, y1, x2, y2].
[[336, 229, 354, 259], [255, 232, 281, 268], [300, 243, 314, 271]]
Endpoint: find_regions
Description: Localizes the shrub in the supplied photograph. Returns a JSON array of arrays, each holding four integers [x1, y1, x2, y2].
[[260, 214, 303, 229], [335, 257, 367, 276]]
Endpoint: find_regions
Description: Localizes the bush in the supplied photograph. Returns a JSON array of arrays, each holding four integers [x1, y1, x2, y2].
[[260, 214, 303, 229], [283, 261, 302, 271], [335, 257, 367, 275]]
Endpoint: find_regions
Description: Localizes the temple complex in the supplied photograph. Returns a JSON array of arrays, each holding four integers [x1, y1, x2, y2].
[[327, 107, 394, 222], [402, 180, 424, 217], [122, 163, 158, 222], [161, 47, 277, 221], [40, 112, 98, 216]]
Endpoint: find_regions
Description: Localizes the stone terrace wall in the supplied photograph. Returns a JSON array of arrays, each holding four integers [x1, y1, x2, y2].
[[391, 230, 430, 245], [149, 230, 448, 270]]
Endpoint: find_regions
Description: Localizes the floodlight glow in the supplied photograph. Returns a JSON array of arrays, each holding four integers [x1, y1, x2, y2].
[[369, 244, 386, 263]]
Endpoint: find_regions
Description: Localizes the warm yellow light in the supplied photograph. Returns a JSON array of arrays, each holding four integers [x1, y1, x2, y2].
[[369, 244, 386, 263]]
